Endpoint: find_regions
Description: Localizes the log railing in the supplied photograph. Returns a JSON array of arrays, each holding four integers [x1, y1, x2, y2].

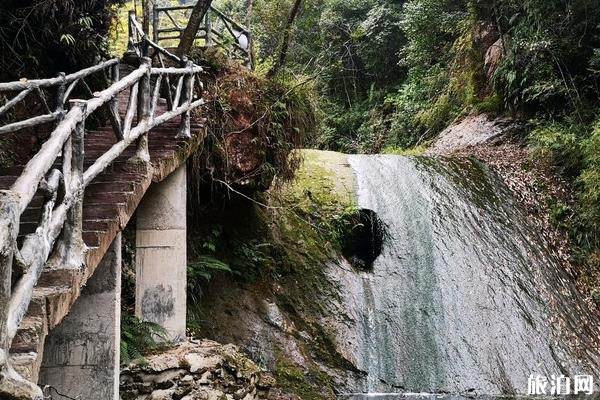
[[0, 12, 203, 397], [152, 4, 253, 69], [0, 59, 120, 136]]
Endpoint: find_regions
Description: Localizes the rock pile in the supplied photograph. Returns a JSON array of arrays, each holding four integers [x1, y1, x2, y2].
[[120, 339, 298, 400]]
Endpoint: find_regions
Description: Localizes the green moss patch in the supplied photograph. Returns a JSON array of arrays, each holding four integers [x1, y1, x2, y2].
[[187, 150, 360, 399]]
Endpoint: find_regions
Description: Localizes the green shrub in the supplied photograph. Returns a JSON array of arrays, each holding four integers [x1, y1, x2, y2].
[[531, 116, 600, 294], [530, 122, 584, 176], [120, 313, 169, 365]]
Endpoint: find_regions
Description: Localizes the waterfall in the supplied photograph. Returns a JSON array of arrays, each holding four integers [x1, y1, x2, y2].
[[336, 155, 600, 398]]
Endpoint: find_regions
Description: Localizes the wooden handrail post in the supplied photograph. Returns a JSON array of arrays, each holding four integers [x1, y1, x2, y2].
[[247, 31, 255, 70], [0, 190, 19, 369], [153, 5, 159, 44], [127, 10, 137, 54], [142, 0, 152, 36], [64, 100, 86, 257], [62, 126, 73, 199], [205, 10, 213, 46], [177, 60, 194, 139], [55, 72, 67, 116], [135, 57, 152, 162], [141, 37, 150, 58], [108, 63, 124, 141]]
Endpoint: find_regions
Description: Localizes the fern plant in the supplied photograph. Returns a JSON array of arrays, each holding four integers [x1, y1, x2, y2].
[[120, 312, 169, 365]]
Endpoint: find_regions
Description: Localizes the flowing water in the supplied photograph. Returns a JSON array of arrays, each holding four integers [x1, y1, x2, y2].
[[335, 155, 600, 398]]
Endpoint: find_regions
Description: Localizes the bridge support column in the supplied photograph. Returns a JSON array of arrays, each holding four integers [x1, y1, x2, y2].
[[39, 233, 122, 400], [135, 164, 187, 341]]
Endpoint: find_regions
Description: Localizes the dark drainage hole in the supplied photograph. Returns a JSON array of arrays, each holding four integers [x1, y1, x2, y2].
[[341, 208, 385, 271]]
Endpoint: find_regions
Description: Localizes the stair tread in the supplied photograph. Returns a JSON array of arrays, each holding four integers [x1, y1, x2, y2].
[[33, 285, 71, 298], [10, 316, 46, 354], [9, 352, 39, 381]]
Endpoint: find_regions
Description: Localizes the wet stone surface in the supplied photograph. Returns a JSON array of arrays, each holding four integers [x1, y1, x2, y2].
[[333, 155, 600, 396]]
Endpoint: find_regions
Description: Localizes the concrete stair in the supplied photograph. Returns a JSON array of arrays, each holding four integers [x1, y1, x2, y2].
[[0, 82, 206, 384]]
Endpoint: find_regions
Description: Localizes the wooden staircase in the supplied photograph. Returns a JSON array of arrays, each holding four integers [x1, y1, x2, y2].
[[0, 88, 205, 383], [0, 10, 210, 397]]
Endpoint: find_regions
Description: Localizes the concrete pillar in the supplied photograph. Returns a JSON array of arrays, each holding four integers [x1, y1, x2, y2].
[[39, 233, 121, 400], [135, 164, 186, 341]]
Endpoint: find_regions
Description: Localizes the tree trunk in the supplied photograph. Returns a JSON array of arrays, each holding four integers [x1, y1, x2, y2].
[[245, 0, 253, 28], [245, 0, 255, 69], [176, 0, 213, 57], [267, 0, 302, 77], [142, 0, 152, 35]]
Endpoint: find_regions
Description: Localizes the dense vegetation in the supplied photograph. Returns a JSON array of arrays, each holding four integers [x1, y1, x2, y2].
[[237, 0, 600, 298], [0, 0, 125, 81], [3, 0, 600, 358]]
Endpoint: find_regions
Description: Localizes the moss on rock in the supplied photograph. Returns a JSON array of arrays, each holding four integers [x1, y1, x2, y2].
[[188, 150, 362, 399]]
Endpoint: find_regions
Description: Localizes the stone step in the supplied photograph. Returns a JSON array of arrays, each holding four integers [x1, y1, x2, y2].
[[32, 286, 75, 331], [83, 191, 131, 204], [10, 316, 47, 354], [0, 175, 18, 189], [10, 352, 40, 382], [90, 172, 146, 184], [83, 203, 125, 221], [83, 219, 113, 231], [87, 181, 136, 193], [9, 297, 50, 383], [83, 230, 105, 247], [0, 166, 26, 176]]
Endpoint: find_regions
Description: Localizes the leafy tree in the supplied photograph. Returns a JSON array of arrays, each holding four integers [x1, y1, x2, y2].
[[490, 0, 600, 116], [0, 0, 126, 81], [318, 1, 405, 150], [267, 0, 304, 76], [176, 0, 213, 57]]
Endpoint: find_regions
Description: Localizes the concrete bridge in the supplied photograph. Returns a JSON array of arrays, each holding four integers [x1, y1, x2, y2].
[[0, 9, 248, 400]]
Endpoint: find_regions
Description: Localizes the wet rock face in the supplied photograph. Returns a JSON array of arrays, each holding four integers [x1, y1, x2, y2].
[[425, 114, 523, 156], [120, 340, 299, 400], [342, 155, 600, 394]]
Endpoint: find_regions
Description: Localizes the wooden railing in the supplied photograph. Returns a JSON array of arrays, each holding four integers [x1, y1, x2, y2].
[[152, 4, 253, 68], [0, 12, 204, 397], [0, 59, 121, 135]]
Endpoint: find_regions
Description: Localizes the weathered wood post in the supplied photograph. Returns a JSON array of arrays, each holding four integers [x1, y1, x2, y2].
[[108, 63, 124, 141], [0, 191, 18, 373], [177, 59, 194, 139], [141, 37, 150, 58], [127, 10, 137, 54], [153, 5, 160, 44], [62, 100, 86, 263], [247, 31, 255, 70], [205, 10, 213, 46], [55, 72, 67, 117], [135, 57, 152, 162], [142, 0, 152, 37], [0, 191, 43, 399]]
